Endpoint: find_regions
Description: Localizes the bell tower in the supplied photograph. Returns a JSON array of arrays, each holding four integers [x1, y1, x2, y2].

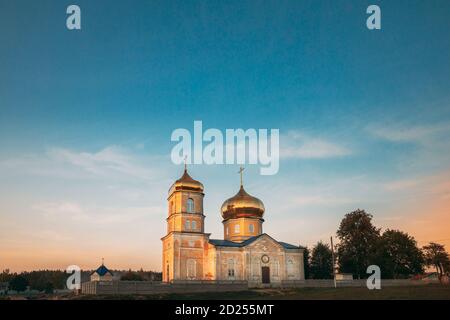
[[166, 168, 205, 234], [161, 166, 210, 282]]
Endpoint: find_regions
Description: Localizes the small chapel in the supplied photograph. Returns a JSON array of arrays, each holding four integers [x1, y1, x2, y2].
[[161, 167, 305, 286]]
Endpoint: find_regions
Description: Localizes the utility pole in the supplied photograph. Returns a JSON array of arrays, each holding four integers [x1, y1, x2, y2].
[[330, 236, 336, 288]]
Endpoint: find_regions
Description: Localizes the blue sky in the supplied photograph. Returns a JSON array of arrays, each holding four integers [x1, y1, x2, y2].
[[1, 0, 450, 271]]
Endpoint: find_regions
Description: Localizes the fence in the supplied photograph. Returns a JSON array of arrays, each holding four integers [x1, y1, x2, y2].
[[280, 279, 439, 288], [81, 278, 441, 295], [81, 280, 248, 295]]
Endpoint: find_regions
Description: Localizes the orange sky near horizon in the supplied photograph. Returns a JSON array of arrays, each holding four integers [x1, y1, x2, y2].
[[2, 191, 448, 274]]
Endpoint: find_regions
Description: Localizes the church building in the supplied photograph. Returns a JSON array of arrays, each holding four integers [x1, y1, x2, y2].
[[161, 167, 305, 286]]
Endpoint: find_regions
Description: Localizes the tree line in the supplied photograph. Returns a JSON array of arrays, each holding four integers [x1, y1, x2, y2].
[[0, 269, 162, 293], [303, 209, 450, 279]]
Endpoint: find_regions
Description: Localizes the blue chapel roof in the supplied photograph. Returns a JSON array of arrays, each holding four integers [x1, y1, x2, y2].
[[209, 234, 303, 249], [92, 264, 113, 276]]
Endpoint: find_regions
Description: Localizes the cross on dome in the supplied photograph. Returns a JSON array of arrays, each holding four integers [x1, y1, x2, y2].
[[238, 166, 245, 187]]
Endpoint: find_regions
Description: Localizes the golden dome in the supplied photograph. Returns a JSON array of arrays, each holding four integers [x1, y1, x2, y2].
[[221, 185, 265, 220], [169, 169, 204, 193]]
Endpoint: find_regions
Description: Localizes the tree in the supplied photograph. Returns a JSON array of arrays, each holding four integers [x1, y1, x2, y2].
[[310, 242, 333, 279], [423, 242, 450, 276], [44, 282, 54, 294], [9, 275, 28, 292], [0, 269, 14, 283], [303, 247, 311, 279], [374, 229, 424, 278], [336, 209, 380, 279]]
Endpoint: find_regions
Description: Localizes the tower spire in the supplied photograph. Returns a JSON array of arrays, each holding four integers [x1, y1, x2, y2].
[[184, 155, 188, 172]]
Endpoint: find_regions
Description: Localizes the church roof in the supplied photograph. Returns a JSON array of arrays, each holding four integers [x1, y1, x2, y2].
[[169, 169, 204, 194], [209, 234, 304, 249], [221, 185, 265, 220], [91, 264, 113, 276], [278, 241, 301, 249]]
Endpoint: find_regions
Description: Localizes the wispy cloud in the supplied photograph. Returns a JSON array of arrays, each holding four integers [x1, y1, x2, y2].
[[0, 145, 163, 181], [280, 131, 351, 159], [367, 122, 450, 173], [367, 122, 450, 144], [48, 146, 155, 179], [383, 179, 419, 191], [290, 195, 354, 206], [32, 201, 163, 225]]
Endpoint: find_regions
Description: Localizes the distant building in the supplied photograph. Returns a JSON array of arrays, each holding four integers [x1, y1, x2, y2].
[[90, 263, 114, 282]]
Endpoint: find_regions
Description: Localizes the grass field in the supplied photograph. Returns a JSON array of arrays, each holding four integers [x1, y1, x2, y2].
[[2, 284, 449, 300], [71, 284, 450, 300]]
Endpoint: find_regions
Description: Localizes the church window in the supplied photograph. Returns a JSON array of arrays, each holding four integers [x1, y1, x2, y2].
[[234, 224, 240, 234], [185, 219, 190, 230], [187, 259, 196, 279], [187, 198, 194, 213], [249, 224, 254, 233], [227, 259, 235, 278], [226, 227, 229, 235], [191, 220, 197, 230], [287, 259, 295, 276], [170, 201, 174, 214], [273, 260, 280, 276]]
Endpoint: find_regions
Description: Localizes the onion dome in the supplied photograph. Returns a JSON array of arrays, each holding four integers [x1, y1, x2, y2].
[[169, 169, 204, 193], [221, 185, 265, 220]]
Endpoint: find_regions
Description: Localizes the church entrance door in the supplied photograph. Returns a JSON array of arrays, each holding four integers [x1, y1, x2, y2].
[[261, 266, 270, 284]]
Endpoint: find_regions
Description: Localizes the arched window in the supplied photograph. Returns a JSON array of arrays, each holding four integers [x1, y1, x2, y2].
[[185, 219, 190, 230], [187, 259, 196, 279], [287, 259, 295, 276], [170, 201, 174, 214], [273, 260, 280, 276], [249, 224, 254, 233], [191, 220, 197, 230], [187, 198, 194, 213], [227, 259, 235, 279], [234, 224, 240, 234]]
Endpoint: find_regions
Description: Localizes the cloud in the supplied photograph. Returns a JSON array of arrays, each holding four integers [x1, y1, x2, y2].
[[291, 195, 354, 206], [380, 170, 450, 200], [383, 179, 419, 191], [0, 145, 163, 181], [47, 146, 154, 179], [367, 123, 450, 143], [32, 201, 163, 225], [280, 131, 351, 159]]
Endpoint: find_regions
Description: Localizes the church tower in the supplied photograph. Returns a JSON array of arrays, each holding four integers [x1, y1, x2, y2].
[[161, 167, 210, 282], [220, 167, 265, 242]]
